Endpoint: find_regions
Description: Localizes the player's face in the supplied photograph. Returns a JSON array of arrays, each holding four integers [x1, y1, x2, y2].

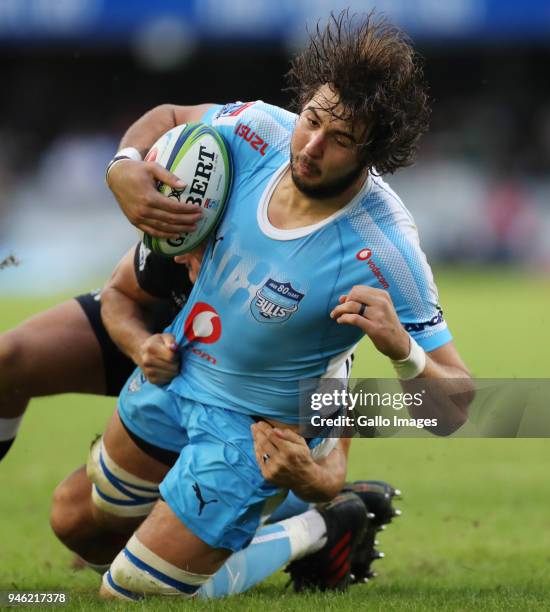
[[290, 85, 367, 199]]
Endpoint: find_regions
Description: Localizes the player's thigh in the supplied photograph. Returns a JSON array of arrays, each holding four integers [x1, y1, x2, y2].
[[158, 404, 283, 554], [0, 298, 105, 396], [52, 464, 144, 563], [136, 501, 230, 574]]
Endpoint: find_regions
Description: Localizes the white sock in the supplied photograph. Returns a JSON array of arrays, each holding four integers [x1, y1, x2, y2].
[[278, 509, 327, 561], [0, 416, 23, 441]]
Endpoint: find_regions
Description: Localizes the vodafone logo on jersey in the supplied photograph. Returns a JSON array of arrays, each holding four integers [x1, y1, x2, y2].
[[184, 302, 222, 344]]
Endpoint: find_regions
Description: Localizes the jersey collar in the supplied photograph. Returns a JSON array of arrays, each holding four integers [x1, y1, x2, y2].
[[257, 161, 372, 241]]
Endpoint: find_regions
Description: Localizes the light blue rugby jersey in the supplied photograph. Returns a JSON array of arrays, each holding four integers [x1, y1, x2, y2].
[[166, 101, 452, 423]]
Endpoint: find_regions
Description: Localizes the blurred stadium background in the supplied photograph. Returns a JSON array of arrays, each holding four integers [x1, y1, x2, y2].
[[1, 0, 550, 293], [1, 2, 550, 608]]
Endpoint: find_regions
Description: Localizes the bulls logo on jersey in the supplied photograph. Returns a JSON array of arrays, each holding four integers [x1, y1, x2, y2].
[[251, 279, 304, 324]]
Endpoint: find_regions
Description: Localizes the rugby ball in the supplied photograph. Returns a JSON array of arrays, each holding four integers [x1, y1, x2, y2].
[[143, 123, 232, 256]]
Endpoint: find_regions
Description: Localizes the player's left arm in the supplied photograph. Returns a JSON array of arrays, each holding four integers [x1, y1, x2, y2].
[[251, 421, 350, 502], [330, 285, 474, 435]]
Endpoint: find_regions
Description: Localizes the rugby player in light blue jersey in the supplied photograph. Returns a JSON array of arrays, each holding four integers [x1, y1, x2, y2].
[[51, 12, 473, 601], [50, 241, 400, 597]]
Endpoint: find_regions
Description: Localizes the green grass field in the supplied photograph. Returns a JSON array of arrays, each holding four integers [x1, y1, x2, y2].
[[1, 267, 550, 610]]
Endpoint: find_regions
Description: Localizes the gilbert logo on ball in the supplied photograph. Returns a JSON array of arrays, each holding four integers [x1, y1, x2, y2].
[[143, 123, 233, 256], [184, 302, 222, 344]]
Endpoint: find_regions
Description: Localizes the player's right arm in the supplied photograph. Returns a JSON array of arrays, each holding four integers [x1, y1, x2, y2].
[[107, 103, 214, 239]]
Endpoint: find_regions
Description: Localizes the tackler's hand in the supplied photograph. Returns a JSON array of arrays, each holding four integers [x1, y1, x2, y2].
[[137, 333, 180, 386]]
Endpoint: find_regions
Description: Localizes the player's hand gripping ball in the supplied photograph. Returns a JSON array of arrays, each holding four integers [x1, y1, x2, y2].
[[143, 123, 233, 256]]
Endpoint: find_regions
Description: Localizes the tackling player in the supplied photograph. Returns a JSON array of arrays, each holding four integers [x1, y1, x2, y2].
[[51, 11, 473, 601], [0, 248, 186, 461]]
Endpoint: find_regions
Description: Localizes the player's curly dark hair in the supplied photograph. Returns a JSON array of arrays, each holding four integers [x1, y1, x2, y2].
[[286, 10, 430, 175]]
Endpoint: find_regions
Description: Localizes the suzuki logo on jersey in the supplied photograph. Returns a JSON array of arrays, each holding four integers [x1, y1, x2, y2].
[[184, 302, 222, 344], [251, 279, 304, 323], [355, 248, 390, 289]]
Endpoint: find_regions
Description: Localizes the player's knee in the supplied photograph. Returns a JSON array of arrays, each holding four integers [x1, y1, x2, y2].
[[51, 469, 132, 566], [50, 473, 92, 548], [101, 534, 212, 600]]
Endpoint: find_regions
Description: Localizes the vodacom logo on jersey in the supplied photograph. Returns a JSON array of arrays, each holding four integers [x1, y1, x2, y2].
[[184, 302, 222, 344], [356, 248, 390, 289], [356, 248, 372, 261]]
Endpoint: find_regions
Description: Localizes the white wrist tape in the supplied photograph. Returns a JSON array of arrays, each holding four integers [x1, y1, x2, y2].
[[116, 147, 142, 161], [391, 336, 426, 380], [106, 147, 142, 183]]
